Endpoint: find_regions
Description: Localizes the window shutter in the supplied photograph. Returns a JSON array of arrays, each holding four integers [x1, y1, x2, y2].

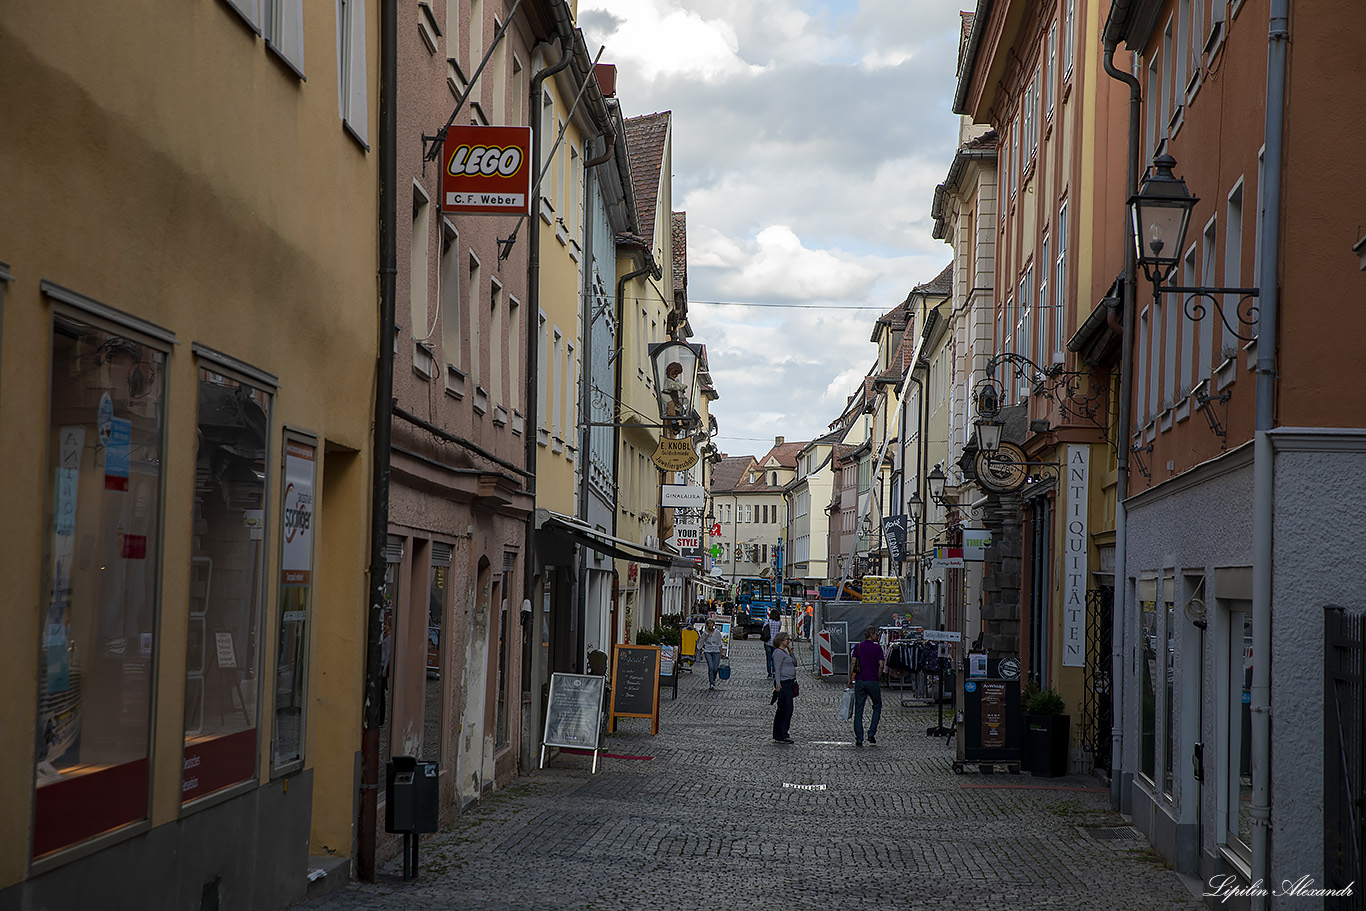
[[267, 0, 306, 77], [340, 0, 369, 144]]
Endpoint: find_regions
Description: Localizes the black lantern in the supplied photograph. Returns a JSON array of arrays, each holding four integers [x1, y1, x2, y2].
[[907, 491, 922, 521], [1129, 153, 1198, 283], [974, 381, 1003, 453], [927, 465, 947, 505], [648, 341, 703, 428]]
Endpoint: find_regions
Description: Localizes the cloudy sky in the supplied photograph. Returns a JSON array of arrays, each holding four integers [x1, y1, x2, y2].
[[578, 0, 966, 459]]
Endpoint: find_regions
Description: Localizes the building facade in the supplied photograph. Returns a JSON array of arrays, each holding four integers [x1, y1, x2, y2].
[[1107, 0, 1366, 894], [1, 2, 378, 906]]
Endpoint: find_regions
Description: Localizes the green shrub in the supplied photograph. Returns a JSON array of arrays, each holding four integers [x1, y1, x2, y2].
[[634, 625, 679, 647], [1024, 686, 1066, 716]]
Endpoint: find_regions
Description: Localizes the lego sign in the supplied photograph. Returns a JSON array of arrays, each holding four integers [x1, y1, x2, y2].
[[441, 125, 532, 214]]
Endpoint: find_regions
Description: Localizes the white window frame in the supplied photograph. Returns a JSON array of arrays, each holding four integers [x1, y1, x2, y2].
[[337, 0, 369, 148]]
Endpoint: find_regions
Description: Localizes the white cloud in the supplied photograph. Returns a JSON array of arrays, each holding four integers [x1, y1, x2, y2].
[[579, 0, 965, 458]]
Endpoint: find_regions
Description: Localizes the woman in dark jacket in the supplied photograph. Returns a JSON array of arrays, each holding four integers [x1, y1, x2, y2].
[[771, 632, 797, 743]]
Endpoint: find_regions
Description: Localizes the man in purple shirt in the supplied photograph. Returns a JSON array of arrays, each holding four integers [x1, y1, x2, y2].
[[849, 625, 884, 746]]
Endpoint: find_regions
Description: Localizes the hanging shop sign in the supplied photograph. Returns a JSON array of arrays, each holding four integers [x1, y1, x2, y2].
[[673, 523, 701, 551], [930, 546, 964, 570], [974, 442, 1029, 494], [660, 484, 706, 508], [962, 528, 992, 561], [651, 437, 698, 471], [882, 515, 908, 564], [1062, 444, 1089, 668], [441, 124, 532, 215]]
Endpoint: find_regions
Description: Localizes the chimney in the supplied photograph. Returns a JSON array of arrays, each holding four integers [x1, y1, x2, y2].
[[775, 436, 784, 446]]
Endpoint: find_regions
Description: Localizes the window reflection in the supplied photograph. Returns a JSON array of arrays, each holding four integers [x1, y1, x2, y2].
[[183, 367, 271, 802], [36, 314, 166, 856]]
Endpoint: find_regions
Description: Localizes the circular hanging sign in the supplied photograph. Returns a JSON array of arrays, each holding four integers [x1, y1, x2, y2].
[[974, 442, 1029, 494], [998, 657, 1021, 680]]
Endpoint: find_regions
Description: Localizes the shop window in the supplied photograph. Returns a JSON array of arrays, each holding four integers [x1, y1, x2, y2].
[[272, 435, 315, 774], [1139, 582, 1158, 783], [496, 554, 516, 748], [422, 543, 452, 763], [35, 309, 169, 857], [184, 364, 273, 802], [1225, 604, 1253, 857], [378, 536, 404, 759], [1162, 576, 1176, 798]]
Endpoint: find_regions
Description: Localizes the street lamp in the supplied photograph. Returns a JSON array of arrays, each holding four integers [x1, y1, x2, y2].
[[974, 381, 1003, 453], [907, 491, 922, 521], [648, 340, 703, 430], [927, 465, 947, 506], [1129, 152, 1260, 443], [1129, 153, 1197, 284]]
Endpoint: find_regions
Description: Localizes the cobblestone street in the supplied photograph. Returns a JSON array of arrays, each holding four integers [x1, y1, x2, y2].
[[300, 640, 1202, 911]]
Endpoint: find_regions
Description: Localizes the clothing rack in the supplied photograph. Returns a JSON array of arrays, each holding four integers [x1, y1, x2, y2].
[[881, 628, 938, 708]]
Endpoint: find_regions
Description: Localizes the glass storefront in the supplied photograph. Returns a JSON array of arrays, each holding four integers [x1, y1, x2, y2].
[[1227, 607, 1254, 855], [183, 366, 272, 802], [36, 312, 167, 857], [1140, 594, 1157, 782], [273, 436, 315, 772], [421, 545, 449, 764]]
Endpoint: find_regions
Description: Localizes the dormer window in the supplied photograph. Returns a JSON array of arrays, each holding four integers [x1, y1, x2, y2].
[[749, 472, 755, 484], [771, 472, 777, 485]]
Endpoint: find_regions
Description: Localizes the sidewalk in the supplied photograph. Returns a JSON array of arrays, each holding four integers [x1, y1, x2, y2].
[[297, 639, 1201, 910]]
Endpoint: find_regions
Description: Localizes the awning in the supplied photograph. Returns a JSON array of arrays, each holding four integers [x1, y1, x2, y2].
[[695, 575, 728, 590], [535, 509, 692, 569]]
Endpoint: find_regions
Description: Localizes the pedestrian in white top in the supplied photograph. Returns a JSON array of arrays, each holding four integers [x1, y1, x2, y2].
[[700, 619, 724, 688]]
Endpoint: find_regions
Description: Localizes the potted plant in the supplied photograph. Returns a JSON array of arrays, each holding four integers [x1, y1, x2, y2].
[[1023, 686, 1070, 778]]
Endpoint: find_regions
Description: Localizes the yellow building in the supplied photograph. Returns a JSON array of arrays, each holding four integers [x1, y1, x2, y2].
[[0, 2, 377, 907], [613, 111, 677, 638]]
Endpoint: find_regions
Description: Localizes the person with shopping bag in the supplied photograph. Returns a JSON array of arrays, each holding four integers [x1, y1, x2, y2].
[[771, 632, 797, 743], [849, 625, 885, 746]]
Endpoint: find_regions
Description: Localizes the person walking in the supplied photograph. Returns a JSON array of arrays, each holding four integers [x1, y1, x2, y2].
[[700, 619, 724, 689], [850, 625, 885, 746], [762, 608, 782, 677], [803, 603, 814, 640], [771, 631, 797, 743]]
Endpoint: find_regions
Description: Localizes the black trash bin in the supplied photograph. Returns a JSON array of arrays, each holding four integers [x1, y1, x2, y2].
[[385, 756, 439, 834]]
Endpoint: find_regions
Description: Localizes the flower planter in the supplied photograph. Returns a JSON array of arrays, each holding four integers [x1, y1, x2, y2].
[[1025, 713, 1070, 778]]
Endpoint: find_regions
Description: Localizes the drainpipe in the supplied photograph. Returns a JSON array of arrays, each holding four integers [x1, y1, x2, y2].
[[359, 0, 398, 882], [1101, 4, 1140, 814], [1250, 1, 1288, 903], [521, 34, 572, 752]]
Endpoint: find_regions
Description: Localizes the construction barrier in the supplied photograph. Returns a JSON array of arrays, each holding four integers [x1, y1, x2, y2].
[[817, 630, 833, 676]]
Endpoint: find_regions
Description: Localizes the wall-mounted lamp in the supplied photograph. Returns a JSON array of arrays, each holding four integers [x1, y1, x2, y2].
[[647, 340, 704, 430], [927, 465, 948, 506], [974, 381, 1004, 453], [1130, 152, 1260, 346]]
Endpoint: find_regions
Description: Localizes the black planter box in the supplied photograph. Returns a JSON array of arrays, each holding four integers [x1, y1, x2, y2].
[[1025, 714, 1070, 778]]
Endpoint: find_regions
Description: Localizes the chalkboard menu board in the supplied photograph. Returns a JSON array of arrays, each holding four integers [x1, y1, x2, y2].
[[609, 644, 661, 734], [542, 673, 605, 751]]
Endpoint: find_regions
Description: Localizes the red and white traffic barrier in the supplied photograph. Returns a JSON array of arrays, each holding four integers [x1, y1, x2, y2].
[[817, 630, 833, 676]]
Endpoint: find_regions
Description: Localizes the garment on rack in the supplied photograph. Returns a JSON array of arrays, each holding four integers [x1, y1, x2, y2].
[[919, 641, 940, 675], [886, 641, 919, 676]]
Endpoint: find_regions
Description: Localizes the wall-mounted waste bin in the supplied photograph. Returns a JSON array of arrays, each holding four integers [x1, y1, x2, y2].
[[385, 756, 439, 834]]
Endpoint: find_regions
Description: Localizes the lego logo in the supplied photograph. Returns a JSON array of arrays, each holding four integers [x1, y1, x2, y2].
[[447, 144, 524, 178]]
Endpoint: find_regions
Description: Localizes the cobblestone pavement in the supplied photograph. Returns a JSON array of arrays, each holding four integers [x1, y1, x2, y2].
[[298, 639, 1201, 911]]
